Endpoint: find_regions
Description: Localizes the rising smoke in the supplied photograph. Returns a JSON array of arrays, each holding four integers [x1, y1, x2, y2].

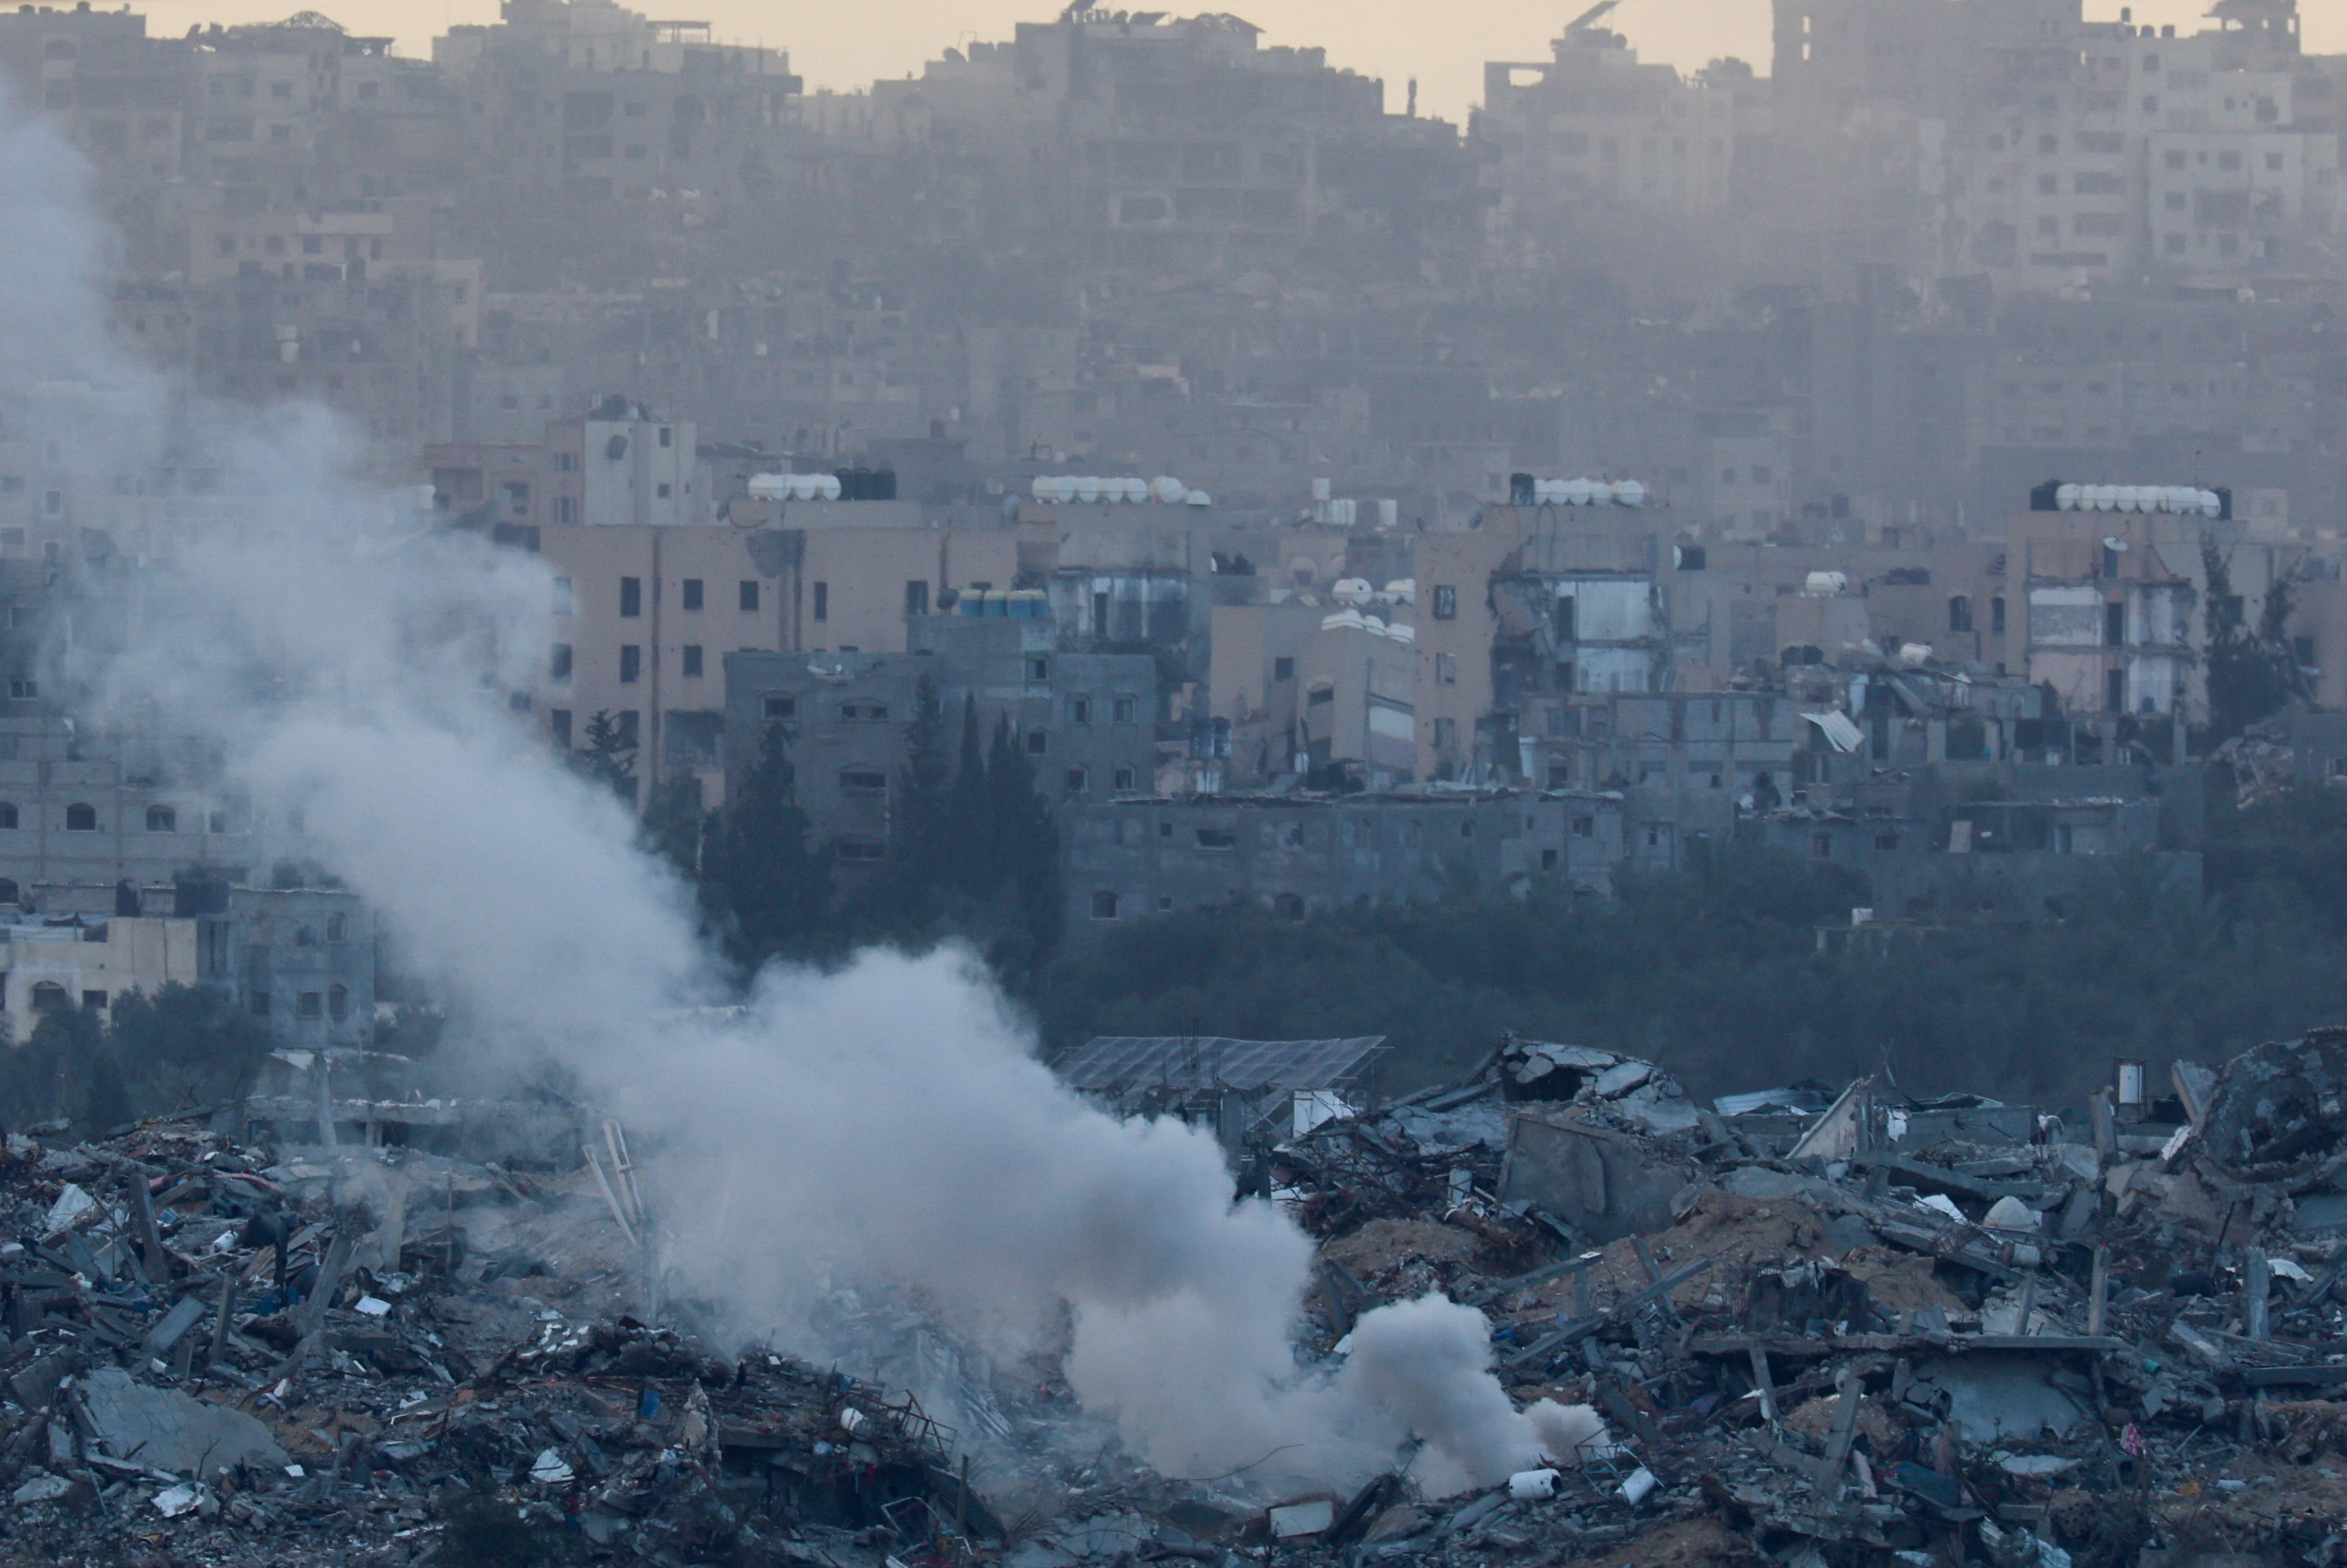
[[5, 89, 1597, 1498]]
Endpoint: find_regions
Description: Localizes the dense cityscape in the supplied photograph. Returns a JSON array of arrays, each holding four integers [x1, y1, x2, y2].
[[0, 3, 2339, 1564]]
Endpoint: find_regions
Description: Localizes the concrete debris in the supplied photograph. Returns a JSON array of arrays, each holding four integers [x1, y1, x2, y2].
[[73, 1366, 290, 1476], [1257, 1028, 2347, 1568], [14, 1029, 2347, 1567]]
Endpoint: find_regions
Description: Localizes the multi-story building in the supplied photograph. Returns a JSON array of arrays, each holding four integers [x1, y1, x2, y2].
[[720, 614, 1161, 872], [1060, 788, 1626, 936], [1478, 13, 1750, 230]]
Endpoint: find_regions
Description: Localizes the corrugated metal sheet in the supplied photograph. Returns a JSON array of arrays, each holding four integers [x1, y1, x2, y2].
[[1055, 1036, 1385, 1093], [1801, 710, 1865, 753]]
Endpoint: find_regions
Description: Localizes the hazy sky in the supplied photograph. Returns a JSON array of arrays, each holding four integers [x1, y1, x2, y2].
[[156, 0, 2341, 124]]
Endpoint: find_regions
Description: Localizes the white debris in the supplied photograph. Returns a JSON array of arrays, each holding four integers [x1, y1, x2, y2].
[[42, 1184, 97, 1238], [152, 1483, 203, 1517], [1508, 1468, 1559, 1499], [1984, 1195, 2040, 1231], [530, 1449, 574, 1484]]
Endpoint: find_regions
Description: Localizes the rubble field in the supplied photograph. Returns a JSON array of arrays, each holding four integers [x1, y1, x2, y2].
[[5, 1030, 2347, 1568]]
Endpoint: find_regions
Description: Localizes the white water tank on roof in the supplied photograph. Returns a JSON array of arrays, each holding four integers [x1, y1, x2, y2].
[[1563, 477, 1594, 506], [1075, 476, 1102, 503], [1151, 476, 1186, 504], [1805, 569, 1849, 597], [1030, 476, 1052, 501], [2056, 482, 2081, 511], [1613, 479, 1646, 507], [1051, 475, 1078, 504], [1185, 489, 1211, 506], [747, 473, 790, 499], [817, 473, 842, 501]]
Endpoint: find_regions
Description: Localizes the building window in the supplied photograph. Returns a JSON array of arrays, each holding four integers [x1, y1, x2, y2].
[[1435, 652, 1458, 685], [1090, 890, 1119, 920], [904, 579, 929, 615], [7, 679, 32, 700], [681, 578, 703, 610], [2103, 602, 2126, 647], [1273, 892, 1305, 921], [1066, 767, 1089, 793], [1948, 596, 1973, 633], [1875, 832, 1899, 851], [1026, 730, 1048, 755], [682, 645, 703, 678], [0, 878, 16, 904], [1113, 695, 1138, 722], [1432, 584, 1458, 619], [763, 694, 798, 720], [82, 990, 107, 1012], [550, 709, 572, 745], [1274, 657, 1294, 680], [64, 803, 96, 831], [551, 643, 572, 680], [620, 577, 642, 617], [1196, 828, 1236, 850], [1113, 765, 1136, 790], [1026, 656, 1050, 682], [1068, 696, 1091, 725], [1572, 815, 1594, 838], [742, 580, 762, 613], [839, 766, 887, 793], [2107, 669, 2125, 712], [0, 803, 18, 829], [145, 805, 176, 832], [328, 984, 348, 1022], [655, 483, 670, 499], [297, 991, 323, 1019], [1811, 832, 1832, 858], [326, 913, 347, 944], [1991, 597, 2006, 635], [620, 645, 642, 683], [810, 582, 826, 621], [840, 700, 889, 722], [834, 838, 886, 863]]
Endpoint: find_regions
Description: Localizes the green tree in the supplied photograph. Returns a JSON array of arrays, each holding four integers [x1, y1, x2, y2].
[[2203, 543, 2305, 742], [982, 712, 1063, 970], [944, 693, 990, 896], [703, 722, 830, 968], [640, 771, 706, 882], [575, 710, 638, 804], [107, 981, 273, 1109], [855, 672, 954, 936]]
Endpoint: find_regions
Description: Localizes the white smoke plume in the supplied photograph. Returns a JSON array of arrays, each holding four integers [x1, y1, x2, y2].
[[1, 89, 1594, 1498]]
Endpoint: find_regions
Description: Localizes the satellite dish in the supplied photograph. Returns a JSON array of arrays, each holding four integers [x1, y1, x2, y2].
[[2102, 535, 2129, 552]]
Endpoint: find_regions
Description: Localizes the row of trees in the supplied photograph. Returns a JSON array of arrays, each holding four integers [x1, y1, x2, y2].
[[0, 982, 271, 1132], [1033, 783, 2347, 1111], [576, 675, 1063, 979]]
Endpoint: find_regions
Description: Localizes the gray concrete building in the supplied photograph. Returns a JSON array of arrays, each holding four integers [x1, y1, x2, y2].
[[1060, 788, 1626, 936], [722, 614, 1162, 873]]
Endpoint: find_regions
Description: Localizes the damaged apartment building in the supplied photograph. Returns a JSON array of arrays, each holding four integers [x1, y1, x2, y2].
[[0, 712, 374, 1049], [721, 614, 1161, 873]]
